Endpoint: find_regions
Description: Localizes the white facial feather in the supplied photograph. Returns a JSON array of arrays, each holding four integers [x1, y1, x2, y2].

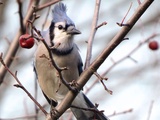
[[53, 22, 74, 51]]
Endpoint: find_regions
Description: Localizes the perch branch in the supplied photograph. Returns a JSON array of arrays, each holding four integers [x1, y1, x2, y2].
[[51, 0, 154, 119]]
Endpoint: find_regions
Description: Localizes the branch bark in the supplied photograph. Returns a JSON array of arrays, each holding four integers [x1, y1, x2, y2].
[[51, 0, 154, 119]]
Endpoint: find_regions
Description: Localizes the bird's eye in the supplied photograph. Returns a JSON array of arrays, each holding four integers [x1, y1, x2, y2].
[[58, 25, 63, 30]]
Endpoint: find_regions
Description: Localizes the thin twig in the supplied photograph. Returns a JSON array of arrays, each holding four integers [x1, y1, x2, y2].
[[36, 0, 61, 11], [0, 0, 40, 85], [96, 21, 107, 30], [108, 108, 133, 117], [84, 0, 101, 69], [117, 2, 133, 27], [41, 1, 51, 31], [85, 33, 159, 94], [93, 72, 112, 95], [0, 53, 48, 116], [17, 0, 25, 34]]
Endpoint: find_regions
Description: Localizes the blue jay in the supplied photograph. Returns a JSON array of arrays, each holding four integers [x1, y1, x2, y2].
[[34, 2, 109, 120]]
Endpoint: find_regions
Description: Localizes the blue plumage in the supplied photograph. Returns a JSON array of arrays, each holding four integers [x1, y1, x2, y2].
[[52, 3, 74, 25]]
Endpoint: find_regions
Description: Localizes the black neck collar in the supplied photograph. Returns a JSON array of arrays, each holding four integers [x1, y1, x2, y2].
[[52, 47, 73, 56]]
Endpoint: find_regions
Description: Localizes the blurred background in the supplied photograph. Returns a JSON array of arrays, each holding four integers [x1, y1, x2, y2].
[[0, 0, 160, 120]]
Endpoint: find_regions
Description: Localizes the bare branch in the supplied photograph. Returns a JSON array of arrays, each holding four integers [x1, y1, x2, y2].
[[53, 0, 154, 119], [36, 0, 61, 11], [117, 2, 133, 27], [17, 0, 25, 34], [84, 0, 101, 69], [0, 0, 40, 85], [93, 72, 112, 95], [41, 3, 51, 31], [96, 21, 107, 30], [108, 108, 133, 117], [0, 53, 48, 116], [85, 33, 159, 94]]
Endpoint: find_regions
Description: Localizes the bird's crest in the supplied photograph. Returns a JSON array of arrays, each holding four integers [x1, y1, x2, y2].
[[52, 2, 74, 25]]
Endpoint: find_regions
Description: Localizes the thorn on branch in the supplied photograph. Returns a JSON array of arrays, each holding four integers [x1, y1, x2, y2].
[[14, 84, 23, 89], [85, 41, 88, 43], [15, 71, 18, 77], [116, 23, 131, 28], [96, 21, 107, 30], [95, 103, 99, 108], [123, 37, 129, 40]]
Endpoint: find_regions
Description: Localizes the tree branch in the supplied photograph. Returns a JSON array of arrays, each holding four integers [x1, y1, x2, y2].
[[17, 0, 25, 34], [0, 0, 62, 85], [36, 0, 61, 11], [0, 53, 48, 116], [85, 33, 159, 94], [84, 0, 101, 69], [51, 0, 154, 119], [0, 0, 40, 84]]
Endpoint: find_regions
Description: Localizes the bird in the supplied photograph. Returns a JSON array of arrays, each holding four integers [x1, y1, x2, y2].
[[34, 2, 109, 120]]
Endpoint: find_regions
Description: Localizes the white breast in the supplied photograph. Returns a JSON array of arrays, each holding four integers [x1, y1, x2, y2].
[[35, 42, 81, 103]]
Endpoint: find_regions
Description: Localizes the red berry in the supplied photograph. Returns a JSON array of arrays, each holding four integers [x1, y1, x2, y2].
[[19, 34, 34, 49], [148, 41, 159, 51]]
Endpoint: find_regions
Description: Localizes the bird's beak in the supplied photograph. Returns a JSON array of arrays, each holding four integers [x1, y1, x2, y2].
[[67, 26, 81, 35]]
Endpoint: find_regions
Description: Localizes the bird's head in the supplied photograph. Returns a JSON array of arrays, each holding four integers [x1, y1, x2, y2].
[[49, 2, 81, 52]]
